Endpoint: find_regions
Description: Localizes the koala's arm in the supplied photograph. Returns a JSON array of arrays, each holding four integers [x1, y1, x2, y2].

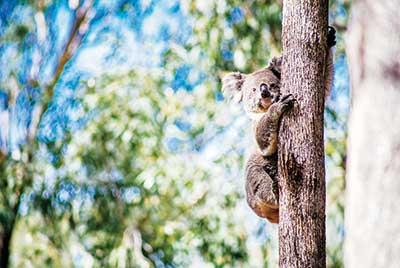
[[246, 94, 294, 224], [325, 27, 335, 99], [245, 151, 279, 223], [255, 94, 294, 156]]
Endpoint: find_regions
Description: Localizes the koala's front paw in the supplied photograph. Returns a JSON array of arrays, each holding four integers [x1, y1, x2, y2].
[[328, 26, 336, 48], [277, 94, 295, 114], [267, 94, 295, 120]]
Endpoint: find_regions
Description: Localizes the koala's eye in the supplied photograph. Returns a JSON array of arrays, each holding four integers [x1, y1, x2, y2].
[[270, 83, 277, 88], [252, 88, 256, 92]]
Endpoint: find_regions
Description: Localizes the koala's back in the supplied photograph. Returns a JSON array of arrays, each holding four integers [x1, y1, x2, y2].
[[245, 152, 279, 223]]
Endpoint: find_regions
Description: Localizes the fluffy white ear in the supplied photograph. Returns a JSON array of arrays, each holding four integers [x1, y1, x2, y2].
[[221, 72, 246, 103]]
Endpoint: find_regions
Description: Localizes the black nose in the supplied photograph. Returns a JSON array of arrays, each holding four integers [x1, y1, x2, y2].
[[260, 83, 270, 98]]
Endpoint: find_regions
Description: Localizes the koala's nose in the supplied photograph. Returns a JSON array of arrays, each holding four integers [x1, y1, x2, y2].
[[260, 83, 270, 98]]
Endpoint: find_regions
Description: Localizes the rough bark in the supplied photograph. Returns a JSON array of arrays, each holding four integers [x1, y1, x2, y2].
[[345, 1, 400, 267], [278, 0, 328, 267]]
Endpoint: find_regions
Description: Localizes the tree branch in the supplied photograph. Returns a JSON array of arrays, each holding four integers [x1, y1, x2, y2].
[[28, 0, 94, 141]]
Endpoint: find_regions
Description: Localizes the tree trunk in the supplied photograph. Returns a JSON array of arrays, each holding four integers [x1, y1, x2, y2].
[[278, 1, 328, 267], [0, 230, 12, 268], [0, 208, 17, 268], [345, 1, 400, 267], [0, 183, 23, 268]]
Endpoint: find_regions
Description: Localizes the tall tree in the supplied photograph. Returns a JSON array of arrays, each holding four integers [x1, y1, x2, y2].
[[278, 0, 329, 267], [345, 0, 400, 267]]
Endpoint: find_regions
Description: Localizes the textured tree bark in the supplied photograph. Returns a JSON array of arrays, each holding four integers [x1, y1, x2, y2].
[[278, 0, 328, 267], [345, 1, 400, 267]]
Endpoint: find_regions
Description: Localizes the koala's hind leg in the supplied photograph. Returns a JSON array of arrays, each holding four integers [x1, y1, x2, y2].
[[255, 94, 295, 156], [245, 151, 279, 223]]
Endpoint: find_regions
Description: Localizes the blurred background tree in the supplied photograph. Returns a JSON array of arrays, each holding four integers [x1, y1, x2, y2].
[[0, 0, 350, 267]]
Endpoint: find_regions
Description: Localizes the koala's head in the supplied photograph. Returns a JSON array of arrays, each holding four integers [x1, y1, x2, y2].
[[222, 57, 282, 117]]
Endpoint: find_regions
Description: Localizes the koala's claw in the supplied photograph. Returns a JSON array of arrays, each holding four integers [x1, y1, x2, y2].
[[280, 94, 295, 106], [328, 26, 336, 48], [278, 94, 295, 113], [272, 92, 281, 103], [280, 94, 293, 103]]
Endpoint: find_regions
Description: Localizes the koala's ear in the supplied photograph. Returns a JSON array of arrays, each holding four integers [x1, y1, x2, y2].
[[268, 56, 282, 79], [221, 72, 246, 103]]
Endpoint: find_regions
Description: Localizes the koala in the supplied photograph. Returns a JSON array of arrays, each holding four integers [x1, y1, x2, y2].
[[222, 27, 336, 224]]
